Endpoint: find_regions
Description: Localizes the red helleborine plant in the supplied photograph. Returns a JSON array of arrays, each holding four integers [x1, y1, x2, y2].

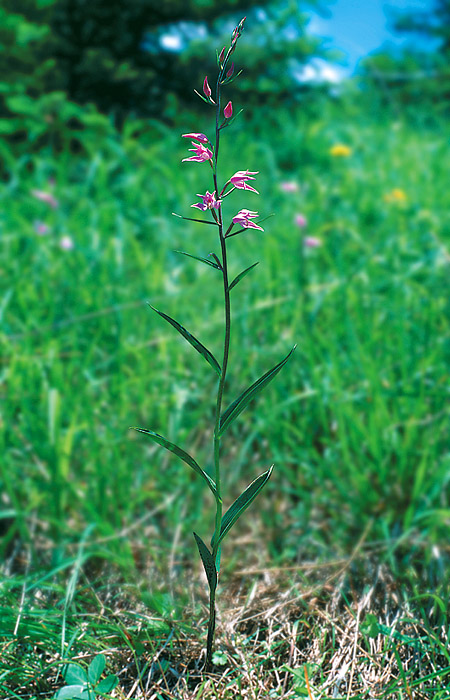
[[133, 16, 295, 669]]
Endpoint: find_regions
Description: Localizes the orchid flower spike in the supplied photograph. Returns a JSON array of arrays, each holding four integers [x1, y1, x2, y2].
[[182, 142, 213, 163], [232, 209, 264, 231]]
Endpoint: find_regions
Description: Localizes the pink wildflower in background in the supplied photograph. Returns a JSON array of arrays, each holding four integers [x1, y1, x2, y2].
[[191, 191, 221, 211], [295, 214, 307, 228], [31, 189, 58, 209], [224, 101, 233, 119], [229, 170, 259, 194], [60, 235, 74, 250], [232, 209, 264, 231], [33, 220, 50, 235], [280, 181, 298, 193], [182, 133, 209, 144], [182, 142, 213, 163], [303, 236, 322, 248]]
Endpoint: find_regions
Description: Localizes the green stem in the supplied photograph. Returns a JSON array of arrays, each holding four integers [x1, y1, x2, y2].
[[205, 70, 232, 671]]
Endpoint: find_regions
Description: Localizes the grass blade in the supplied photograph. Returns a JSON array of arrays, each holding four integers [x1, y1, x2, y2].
[[174, 250, 221, 269], [132, 427, 217, 496], [219, 346, 296, 435], [211, 466, 273, 548], [149, 305, 221, 376], [228, 262, 259, 291], [193, 532, 217, 593]]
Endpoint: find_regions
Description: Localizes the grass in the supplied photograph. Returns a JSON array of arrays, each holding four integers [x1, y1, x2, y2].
[[1, 99, 449, 698]]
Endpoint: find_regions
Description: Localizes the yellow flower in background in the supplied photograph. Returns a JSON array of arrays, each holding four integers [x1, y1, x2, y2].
[[330, 143, 352, 157], [384, 188, 407, 203]]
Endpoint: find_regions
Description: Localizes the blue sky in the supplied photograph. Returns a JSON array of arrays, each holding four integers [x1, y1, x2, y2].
[[308, 0, 433, 74]]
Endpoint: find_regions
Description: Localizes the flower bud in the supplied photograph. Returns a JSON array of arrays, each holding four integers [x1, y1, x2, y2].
[[219, 47, 226, 65], [224, 101, 233, 119], [203, 76, 212, 99], [226, 62, 234, 78]]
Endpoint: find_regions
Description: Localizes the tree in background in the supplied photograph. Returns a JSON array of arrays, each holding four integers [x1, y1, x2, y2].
[[359, 0, 450, 110], [50, 0, 332, 122], [0, 0, 333, 149]]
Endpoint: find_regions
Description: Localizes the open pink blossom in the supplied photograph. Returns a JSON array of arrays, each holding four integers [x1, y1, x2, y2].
[[31, 189, 58, 209], [191, 191, 221, 211], [60, 235, 74, 250], [224, 101, 233, 119], [295, 214, 307, 228], [229, 170, 259, 194], [303, 236, 322, 248], [33, 220, 50, 235], [181, 132, 209, 144], [182, 142, 213, 163], [232, 209, 264, 231]]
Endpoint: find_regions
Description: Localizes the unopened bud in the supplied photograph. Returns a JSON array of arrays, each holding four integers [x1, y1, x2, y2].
[[224, 101, 233, 119], [219, 46, 226, 64], [203, 76, 212, 99], [226, 62, 234, 78]]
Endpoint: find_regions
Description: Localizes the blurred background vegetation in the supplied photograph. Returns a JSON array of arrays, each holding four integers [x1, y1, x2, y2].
[[0, 1, 449, 693]]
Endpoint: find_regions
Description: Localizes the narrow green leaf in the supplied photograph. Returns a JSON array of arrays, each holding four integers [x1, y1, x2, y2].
[[132, 428, 217, 496], [149, 305, 221, 376], [88, 654, 105, 685], [172, 212, 218, 226], [219, 346, 296, 435], [193, 532, 217, 594], [211, 466, 273, 548], [228, 262, 259, 291], [174, 250, 220, 269]]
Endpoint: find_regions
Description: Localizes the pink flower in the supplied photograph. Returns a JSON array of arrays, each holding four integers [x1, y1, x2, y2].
[[31, 189, 58, 209], [33, 220, 50, 235], [232, 209, 264, 231], [229, 170, 259, 194], [191, 191, 221, 211], [304, 236, 322, 248], [60, 235, 74, 250], [182, 142, 213, 163], [224, 101, 233, 119], [182, 132, 209, 144], [295, 214, 307, 228], [280, 181, 298, 193], [203, 76, 212, 99]]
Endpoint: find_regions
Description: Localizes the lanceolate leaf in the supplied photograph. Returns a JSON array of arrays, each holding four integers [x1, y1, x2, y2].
[[174, 250, 220, 269], [149, 305, 222, 376], [211, 466, 273, 548], [219, 346, 296, 436], [193, 532, 217, 594], [228, 262, 259, 291], [132, 427, 217, 496]]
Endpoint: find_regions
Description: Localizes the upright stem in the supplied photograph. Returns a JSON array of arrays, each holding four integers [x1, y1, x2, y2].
[[205, 70, 232, 670]]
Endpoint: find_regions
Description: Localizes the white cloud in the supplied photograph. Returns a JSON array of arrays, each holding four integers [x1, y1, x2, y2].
[[293, 58, 345, 84], [159, 33, 183, 51]]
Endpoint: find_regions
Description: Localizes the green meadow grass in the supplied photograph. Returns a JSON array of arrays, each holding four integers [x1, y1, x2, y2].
[[1, 103, 449, 696]]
